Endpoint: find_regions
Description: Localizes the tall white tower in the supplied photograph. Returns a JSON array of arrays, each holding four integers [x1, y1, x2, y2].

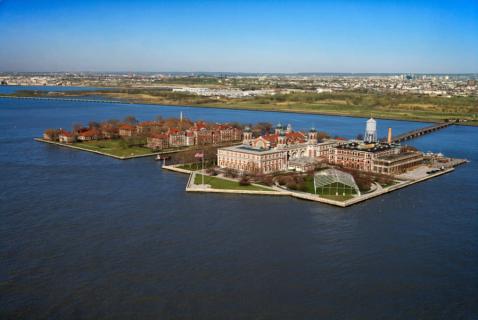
[[364, 117, 377, 143]]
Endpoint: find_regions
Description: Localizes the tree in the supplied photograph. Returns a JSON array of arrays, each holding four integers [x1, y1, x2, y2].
[[317, 131, 330, 140], [259, 175, 274, 186], [72, 123, 83, 133], [44, 128, 60, 140], [224, 168, 238, 178], [253, 122, 272, 134], [88, 121, 100, 130], [239, 176, 251, 186], [105, 119, 119, 126], [124, 115, 138, 125]]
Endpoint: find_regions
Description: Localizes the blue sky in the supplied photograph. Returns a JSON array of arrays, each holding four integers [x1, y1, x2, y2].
[[0, 0, 477, 73]]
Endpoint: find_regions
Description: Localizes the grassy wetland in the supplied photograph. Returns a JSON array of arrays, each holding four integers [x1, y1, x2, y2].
[[3, 87, 477, 125]]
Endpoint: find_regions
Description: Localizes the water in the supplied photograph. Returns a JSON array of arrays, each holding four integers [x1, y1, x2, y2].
[[1, 97, 477, 319], [0, 85, 108, 94]]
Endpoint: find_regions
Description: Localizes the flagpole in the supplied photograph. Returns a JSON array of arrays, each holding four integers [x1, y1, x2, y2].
[[202, 149, 204, 187]]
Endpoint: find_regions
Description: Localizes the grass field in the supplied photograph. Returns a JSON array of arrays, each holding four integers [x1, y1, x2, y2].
[[5, 88, 478, 126], [72, 140, 153, 157], [194, 174, 271, 191], [176, 161, 215, 171], [86, 90, 478, 125], [6, 89, 477, 124]]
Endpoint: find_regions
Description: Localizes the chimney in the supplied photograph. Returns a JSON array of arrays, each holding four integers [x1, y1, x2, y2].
[[387, 128, 392, 144]]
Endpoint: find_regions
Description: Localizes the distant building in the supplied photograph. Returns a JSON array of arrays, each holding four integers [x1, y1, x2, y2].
[[136, 121, 161, 134], [119, 124, 136, 137], [217, 145, 288, 174], [77, 129, 100, 141], [328, 117, 425, 173], [58, 131, 76, 143], [217, 123, 339, 174], [372, 151, 423, 174], [168, 128, 188, 147], [329, 141, 401, 172], [146, 133, 169, 150]]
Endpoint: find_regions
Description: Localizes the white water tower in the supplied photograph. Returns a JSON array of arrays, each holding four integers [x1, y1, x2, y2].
[[364, 117, 377, 143]]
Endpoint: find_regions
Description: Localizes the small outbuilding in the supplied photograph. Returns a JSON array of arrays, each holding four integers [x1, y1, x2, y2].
[[313, 169, 361, 196]]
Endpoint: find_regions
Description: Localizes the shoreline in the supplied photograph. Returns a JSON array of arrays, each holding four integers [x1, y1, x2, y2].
[[164, 163, 468, 207], [34, 138, 161, 159], [34, 138, 242, 160], [35, 141, 469, 208], [2, 95, 476, 127]]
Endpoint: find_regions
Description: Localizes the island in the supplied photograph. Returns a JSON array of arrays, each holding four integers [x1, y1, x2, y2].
[[36, 115, 468, 207]]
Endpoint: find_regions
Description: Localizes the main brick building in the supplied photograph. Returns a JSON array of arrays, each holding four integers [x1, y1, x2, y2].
[[217, 119, 424, 176]]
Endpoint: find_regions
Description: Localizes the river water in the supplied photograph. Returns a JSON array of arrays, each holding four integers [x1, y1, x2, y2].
[[1, 96, 477, 319]]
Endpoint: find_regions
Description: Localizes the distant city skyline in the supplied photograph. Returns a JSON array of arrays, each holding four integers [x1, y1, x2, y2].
[[1, 0, 477, 73]]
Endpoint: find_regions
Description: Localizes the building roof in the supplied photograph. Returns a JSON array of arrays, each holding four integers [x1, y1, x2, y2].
[[138, 121, 160, 127], [376, 151, 422, 162], [59, 130, 73, 137], [119, 124, 135, 130], [149, 133, 169, 139], [314, 169, 361, 195], [286, 131, 306, 143], [335, 141, 396, 153], [78, 129, 99, 137], [220, 144, 287, 155], [288, 157, 318, 165], [169, 128, 181, 134]]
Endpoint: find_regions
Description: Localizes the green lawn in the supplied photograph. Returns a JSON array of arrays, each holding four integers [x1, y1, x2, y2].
[[194, 174, 271, 191], [72, 139, 153, 157], [380, 180, 399, 188], [176, 161, 215, 171]]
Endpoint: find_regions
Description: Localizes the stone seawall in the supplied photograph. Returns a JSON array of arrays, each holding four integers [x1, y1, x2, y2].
[[162, 165, 194, 174], [182, 167, 460, 207]]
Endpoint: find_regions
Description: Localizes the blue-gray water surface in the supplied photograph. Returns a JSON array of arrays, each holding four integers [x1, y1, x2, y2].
[[1, 96, 477, 319]]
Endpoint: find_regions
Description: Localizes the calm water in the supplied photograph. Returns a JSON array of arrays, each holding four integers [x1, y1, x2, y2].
[[1, 97, 477, 319], [0, 85, 108, 94]]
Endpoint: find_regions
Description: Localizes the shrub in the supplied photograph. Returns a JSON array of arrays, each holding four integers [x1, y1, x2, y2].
[[224, 168, 239, 178], [286, 181, 297, 190], [206, 167, 218, 176], [259, 175, 274, 186], [239, 176, 251, 186]]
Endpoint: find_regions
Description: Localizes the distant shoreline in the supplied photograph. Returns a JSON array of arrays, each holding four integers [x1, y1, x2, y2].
[[2, 94, 476, 127]]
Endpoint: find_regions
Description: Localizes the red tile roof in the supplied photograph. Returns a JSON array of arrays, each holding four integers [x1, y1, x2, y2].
[[138, 121, 160, 127], [59, 130, 73, 137], [169, 128, 181, 134], [262, 134, 278, 143], [149, 133, 169, 139], [119, 124, 135, 130], [78, 129, 99, 137], [193, 122, 207, 130], [286, 132, 306, 143]]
